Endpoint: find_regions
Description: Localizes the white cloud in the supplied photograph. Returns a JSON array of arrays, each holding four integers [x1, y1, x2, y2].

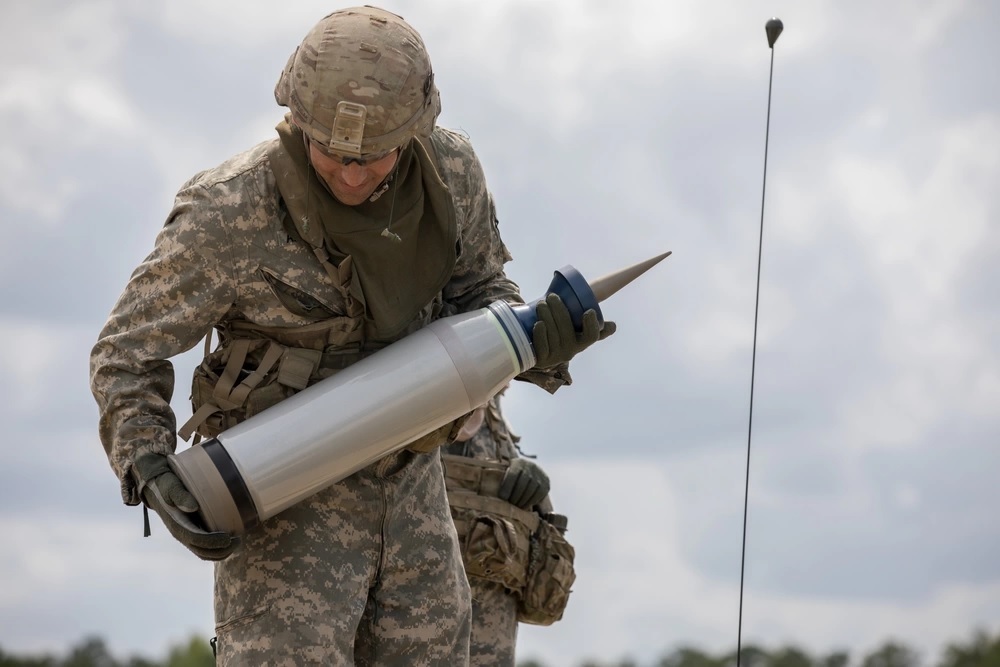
[[0, 319, 90, 414], [0, 1, 138, 223], [516, 459, 1000, 667], [836, 119, 995, 299], [0, 513, 215, 657], [65, 76, 139, 132], [135, 1, 320, 49], [828, 116, 1000, 450], [745, 582, 1000, 663], [0, 144, 80, 223]]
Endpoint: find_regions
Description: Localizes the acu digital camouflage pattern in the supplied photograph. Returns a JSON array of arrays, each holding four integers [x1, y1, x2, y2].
[[467, 580, 519, 667], [442, 395, 535, 667], [89, 124, 567, 664], [213, 449, 471, 665]]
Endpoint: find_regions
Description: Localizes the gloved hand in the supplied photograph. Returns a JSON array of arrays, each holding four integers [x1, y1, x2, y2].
[[406, 411, 475, 453], [498, 458, 551, 510], [532, 293, 616, 369], [133, 453, 240, 561]]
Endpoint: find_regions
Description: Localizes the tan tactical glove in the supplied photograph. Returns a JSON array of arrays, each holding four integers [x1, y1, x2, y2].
[[499, 458, 551, 509], [133, 453, 240, 561], [406, 412, 474, 453], [532, 293, 616, 369]]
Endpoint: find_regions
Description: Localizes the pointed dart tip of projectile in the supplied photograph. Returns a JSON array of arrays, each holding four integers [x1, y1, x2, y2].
[[590, 251, 672, 303], [766, 17, 784, 48]]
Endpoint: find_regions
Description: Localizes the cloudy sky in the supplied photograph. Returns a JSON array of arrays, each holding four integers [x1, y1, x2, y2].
[[1, 0, 997, 665]]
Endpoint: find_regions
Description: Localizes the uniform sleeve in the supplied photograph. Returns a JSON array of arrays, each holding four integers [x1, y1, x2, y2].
[[434, 129, 571, 394], [437, 133, 522, 313], [89, 183, 238, 505]]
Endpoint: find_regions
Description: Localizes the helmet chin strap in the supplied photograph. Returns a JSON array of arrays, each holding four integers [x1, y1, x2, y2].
[[377, 161, 403, 244], [367, 173, 392, 203]]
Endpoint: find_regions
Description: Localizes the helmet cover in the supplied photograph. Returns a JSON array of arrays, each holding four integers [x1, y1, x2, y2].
[[275, 6, 441, 156]]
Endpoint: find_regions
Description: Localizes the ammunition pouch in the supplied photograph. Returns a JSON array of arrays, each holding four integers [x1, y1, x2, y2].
[[442, 454, 576, 625]]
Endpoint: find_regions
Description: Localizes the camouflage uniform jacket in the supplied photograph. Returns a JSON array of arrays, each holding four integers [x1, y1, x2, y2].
[[90, 126, 567, 506]]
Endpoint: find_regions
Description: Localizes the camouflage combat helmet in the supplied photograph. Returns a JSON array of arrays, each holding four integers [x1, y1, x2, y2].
[[275, 6, 441, 158]]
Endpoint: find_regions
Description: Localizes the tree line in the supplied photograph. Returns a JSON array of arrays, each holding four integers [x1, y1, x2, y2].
[[1, 628, 999, 667]]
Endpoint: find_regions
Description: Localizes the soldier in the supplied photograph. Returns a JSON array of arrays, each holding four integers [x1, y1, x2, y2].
[[89, 6, 612, 666], [442, 388, 576, 667]]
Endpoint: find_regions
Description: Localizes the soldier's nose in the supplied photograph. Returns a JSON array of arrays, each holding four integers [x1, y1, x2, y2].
[[340, 163, 367, 187]]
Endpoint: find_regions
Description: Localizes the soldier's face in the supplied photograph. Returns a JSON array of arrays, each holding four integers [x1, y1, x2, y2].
[[308, 144, 400, 206]]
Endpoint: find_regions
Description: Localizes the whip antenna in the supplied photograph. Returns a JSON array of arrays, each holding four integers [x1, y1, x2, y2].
[[737, 17, 783, 667]]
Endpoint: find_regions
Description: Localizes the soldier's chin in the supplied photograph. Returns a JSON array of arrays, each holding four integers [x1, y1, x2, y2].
[[331, 186, 372, 206]]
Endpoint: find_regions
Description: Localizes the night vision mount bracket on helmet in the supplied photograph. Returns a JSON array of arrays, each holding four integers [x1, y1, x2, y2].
[[330, 101, 367, 156]]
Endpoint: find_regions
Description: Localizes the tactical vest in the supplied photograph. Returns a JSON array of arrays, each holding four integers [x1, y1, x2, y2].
[[442, 402, 577, 626], [179, 135, 465, 453]]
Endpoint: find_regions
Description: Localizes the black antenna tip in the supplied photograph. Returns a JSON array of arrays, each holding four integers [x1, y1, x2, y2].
[[765, 18, 783, 48]]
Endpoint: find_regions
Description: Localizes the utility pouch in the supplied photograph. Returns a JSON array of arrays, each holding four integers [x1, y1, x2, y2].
[[183, 339, 292, 440], [447, 490, 538, 591], [466, 513, 521, 587], [180, 324, 370, 441], [517, 515, 576, 626], [442, 454, 576, 622], [276, 347, 323, 391]]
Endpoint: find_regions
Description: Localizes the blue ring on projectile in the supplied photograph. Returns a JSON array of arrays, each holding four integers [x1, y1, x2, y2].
[[549, 265, 604, 328]]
